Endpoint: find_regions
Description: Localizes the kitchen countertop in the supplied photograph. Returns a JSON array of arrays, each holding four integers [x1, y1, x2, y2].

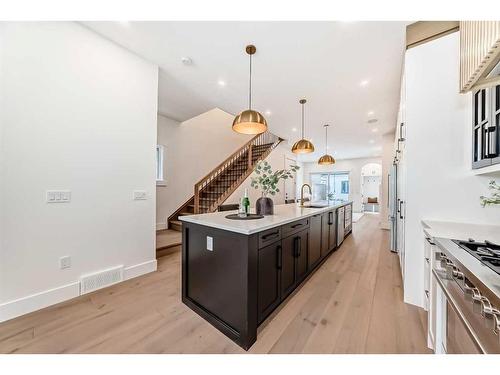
[[421, 219, 500, 244], [179, 201, 352, 235], [422, 220, 500, 307]]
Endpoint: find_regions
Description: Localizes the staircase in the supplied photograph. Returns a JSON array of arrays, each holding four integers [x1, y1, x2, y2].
[[168, 131, 283, 231]]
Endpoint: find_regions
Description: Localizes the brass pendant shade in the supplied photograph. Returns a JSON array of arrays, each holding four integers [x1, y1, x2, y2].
[[318, 154, 336, 165], [232, 45, 268, 135], [317, 124, 335, 165], [232, 109, 267, 134], [292, 99, 315, 154]]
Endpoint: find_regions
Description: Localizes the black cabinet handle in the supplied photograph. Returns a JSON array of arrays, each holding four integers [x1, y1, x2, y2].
[[262, 231, 279, 240], [328, 212, 333, 225], [425, 237, 435, 245], [297, 236, 301, 257], [290, 223, 303, 229], [397, 198, 400, 213], [276, 245, 282, 269], [399, 200, 404, 219], [293, 236, 301, 257]]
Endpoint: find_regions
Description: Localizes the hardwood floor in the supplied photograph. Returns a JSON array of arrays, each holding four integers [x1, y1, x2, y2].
[[0, 214, 431, 354], [156, 229, 182, 258]]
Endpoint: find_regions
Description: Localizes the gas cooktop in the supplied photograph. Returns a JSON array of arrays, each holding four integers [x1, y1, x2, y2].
[[453, 239, 500, 275]]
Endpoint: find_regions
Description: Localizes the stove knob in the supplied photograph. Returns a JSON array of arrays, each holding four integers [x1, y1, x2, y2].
[[463, 279, 475, 301], [472, 288, 483, 314], [445, 262, 456, 279], [481, 298, 495, 328]]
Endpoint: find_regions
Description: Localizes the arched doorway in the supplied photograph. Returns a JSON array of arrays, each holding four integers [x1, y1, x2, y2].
[[361, 162, 382, 213]]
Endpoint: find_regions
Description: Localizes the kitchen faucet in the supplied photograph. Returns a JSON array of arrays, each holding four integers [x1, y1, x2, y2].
[[300, 183, 312, 206]]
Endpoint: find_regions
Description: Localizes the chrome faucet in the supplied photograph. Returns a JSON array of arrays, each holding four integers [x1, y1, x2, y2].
[[300, 183, 312, 206]]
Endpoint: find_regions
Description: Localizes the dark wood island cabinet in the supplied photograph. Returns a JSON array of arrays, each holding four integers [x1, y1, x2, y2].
[[180, 202, 352, 350]]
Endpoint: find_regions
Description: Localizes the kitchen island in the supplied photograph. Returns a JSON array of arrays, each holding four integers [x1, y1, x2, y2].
[[179, 201, 353, 350]]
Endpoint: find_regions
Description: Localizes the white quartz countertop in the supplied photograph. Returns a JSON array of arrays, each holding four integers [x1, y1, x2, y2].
[[421, 219, 500, 244], [179, 201, 352, 235]]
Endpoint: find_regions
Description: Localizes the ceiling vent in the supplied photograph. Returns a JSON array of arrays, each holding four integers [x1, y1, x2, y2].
[[367, 119, 378, 124]]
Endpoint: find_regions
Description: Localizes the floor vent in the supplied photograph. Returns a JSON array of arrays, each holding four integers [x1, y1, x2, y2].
[[80, 265, 124, 295]]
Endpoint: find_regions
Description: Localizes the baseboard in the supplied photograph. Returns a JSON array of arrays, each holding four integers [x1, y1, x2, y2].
[[156, 222, 167, 231], [0, 282, 80, 323], [0, 259, 157, 323], [123, 259, 157, 280]]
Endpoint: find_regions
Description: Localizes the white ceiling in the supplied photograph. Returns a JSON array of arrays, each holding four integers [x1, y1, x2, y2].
[[83, 21, 407, 160]]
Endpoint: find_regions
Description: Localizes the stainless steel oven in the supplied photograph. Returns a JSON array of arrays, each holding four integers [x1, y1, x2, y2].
[[433, 252, 500, 354]]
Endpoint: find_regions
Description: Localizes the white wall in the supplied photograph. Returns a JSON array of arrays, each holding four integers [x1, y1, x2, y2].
[[404, 32, 500, 307], [302, 157, 382, 212], [156, 109, 253, 227], [0, 22, 158, 321]]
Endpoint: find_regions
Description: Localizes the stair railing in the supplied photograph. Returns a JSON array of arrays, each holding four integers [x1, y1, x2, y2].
[[194, 131, 282, 214]]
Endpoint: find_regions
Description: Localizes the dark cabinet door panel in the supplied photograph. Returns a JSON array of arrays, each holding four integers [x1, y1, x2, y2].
[[308, 214, 322, 270], [296, 230, 309, 282], [257, 241, 281, 323], [328, 210, 337, 252], [321, 212, 330, 258], [281, 235, 296, 297]]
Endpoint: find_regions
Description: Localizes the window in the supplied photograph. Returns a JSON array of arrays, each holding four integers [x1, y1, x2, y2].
[[156, 145, 165, 186], [310, 172, 350, 202], [341, 180, 349, 194]]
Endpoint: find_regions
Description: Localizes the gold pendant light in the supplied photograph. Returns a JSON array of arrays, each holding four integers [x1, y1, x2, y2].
[[291, 99, 315, 154], [318, 124, 335, 165], [232, 45, 268, 134]]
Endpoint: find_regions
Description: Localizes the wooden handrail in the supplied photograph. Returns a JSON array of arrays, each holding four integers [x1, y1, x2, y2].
[[194, 131, 282, 214]]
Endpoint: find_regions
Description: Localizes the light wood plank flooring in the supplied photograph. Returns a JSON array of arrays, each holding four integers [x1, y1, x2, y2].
[[0, 214, 431, 354]]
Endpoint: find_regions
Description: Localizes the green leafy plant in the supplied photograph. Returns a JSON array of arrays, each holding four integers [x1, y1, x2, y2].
[[250, 161, 300, 197], [480, 180, 500, 207]]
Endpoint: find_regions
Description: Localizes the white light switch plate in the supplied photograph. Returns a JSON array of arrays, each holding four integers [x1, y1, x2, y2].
[[46, 190, 71, 203], [206, 236, 213, 251], [60, 256, 71, 269], [133, 190, 147, 200]]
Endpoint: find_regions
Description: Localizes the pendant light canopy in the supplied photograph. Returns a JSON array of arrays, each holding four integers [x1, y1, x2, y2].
[[232, 45, 268, 135], [318, 124, 336, 165], [291, 99, 315, 154]]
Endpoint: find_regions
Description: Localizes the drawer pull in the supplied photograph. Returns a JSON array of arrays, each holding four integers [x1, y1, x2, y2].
[[290, 223, 303, 229], [262, 231, 279, 240]]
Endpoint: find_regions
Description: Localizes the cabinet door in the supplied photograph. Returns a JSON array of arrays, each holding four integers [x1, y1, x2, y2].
[[258, 241, 282, 323], [308, 214, 322, 270], [321, 212, 330, 258], [295, 230, 309, 282], [328, 210, 337, 252], [281, 235, 297, 298]]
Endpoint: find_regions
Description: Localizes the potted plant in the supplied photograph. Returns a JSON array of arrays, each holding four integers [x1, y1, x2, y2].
[[250, 161, 300, 215], [480, 180, 500, 207]]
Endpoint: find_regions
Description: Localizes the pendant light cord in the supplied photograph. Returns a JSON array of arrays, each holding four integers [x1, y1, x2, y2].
[[301, 102, 305, 138], [248, 53, 252, 110], [325, 125, 328, 154]]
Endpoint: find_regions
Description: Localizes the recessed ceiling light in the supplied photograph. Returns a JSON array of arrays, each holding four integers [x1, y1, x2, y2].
[[368, 111, 374, 116], [372, 128, 378, 133], [369, 139, 375, 144], [181, 57, 193, 65], [367, 119, 378, 124], [217, 80, 226, 87], [360, 80, 369, 87], [292, 127, 297, 132], [265, 110, 272, 116]]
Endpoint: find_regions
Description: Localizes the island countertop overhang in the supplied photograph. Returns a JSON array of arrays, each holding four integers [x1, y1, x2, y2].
[[179, 201, 353, 235]]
